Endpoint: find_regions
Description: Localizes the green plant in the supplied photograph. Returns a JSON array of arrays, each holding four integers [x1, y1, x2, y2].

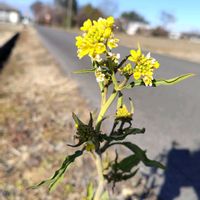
[[32, 17, 193, 200]]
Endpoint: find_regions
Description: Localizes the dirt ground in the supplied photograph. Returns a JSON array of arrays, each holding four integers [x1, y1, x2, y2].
[[117, 33, 200, 63], [0, 27, 92, 200], [0, 27, 158, 200]]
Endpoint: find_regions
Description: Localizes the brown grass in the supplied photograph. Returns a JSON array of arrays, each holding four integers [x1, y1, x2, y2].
[[117, 33, 200, 63], [0, 27, 92, 200]]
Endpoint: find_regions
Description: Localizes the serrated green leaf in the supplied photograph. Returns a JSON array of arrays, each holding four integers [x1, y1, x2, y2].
[[153, 73, 195, 86], [101, 128, 145, 142], [124, 128, 145, 135], [108, 142, 165, 170], [31, 150, 83, 191], [73, 68, 95, 74], [116, 154, 140, 172], [121, 142, 165, 169]]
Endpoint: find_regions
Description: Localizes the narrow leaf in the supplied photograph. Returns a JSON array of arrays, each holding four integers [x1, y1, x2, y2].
[[153, 73, 195, 86], [31, 150, 83, 191], [73, 68, 95, 74], [121, 142, 165, 169], [126, 73, 194, 88], [109, 142, 165, 170], [116, 154, 140, 172], [88, 113, 93, 127], [101, 128, 145, 142], [124, 128, 145, 135], [122, 168, 139, 180], [72, 112, 84, 127]]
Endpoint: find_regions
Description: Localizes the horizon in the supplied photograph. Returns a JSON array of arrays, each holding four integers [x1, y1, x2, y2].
[[2, 0, 200, 33]]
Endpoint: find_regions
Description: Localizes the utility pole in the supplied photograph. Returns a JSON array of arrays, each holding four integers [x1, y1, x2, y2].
[[66, 0, 72, 28]]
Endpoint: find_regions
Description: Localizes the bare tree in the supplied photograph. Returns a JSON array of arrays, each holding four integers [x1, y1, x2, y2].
[[31, 1, 44, 21], [160, 11, 176, 28], [98, 0, 118, 16]]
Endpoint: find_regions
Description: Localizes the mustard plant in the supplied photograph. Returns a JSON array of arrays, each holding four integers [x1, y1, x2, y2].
[[33, 17, 193, 200]]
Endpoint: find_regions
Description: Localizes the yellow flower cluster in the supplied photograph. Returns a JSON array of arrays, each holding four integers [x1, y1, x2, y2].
[[116, 105, 132, 119], [119, 63, 134, 76], [76, 17, 119, 60], [128, 47, 160, 86]]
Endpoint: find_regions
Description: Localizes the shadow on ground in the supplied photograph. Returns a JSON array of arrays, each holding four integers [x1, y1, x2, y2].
[[0, 33, 19, 71], [134, 142, 200, 200], [158, 143, 200, 200]]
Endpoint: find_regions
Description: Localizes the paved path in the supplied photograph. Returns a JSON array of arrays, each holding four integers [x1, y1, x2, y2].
[[36, 26, 200, 200]]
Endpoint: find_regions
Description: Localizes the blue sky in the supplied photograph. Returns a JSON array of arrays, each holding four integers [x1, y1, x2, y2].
[[3, 0, 200, 32]]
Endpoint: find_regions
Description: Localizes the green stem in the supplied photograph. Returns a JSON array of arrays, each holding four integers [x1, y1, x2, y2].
[[96, 91, 118, 125], [93, 152, 105, 200], [111, 72, 118, 90], [103, 85, 108, 106]]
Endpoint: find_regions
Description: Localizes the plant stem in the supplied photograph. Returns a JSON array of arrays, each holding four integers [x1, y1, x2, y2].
[[103, 85, 108, 105], [93, 152, 105, 200], [96, 91, 118, 125]]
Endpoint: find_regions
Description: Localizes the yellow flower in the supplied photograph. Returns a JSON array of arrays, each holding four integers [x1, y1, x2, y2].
[[143, 76, 153, 86], [95, 43, 106, 55], [76, 17, 119, 60], [119, 63, 134, 76], [106, 16, 114, 26], [153, 61, 160, 69], [116, 105, 132, 119], [128, 47, 141, 63], [133, 71, 141, 80], [104, 28, 112, 38], [80, 19, 92, 32], [107, 38, 119, 49], [128, 48, 160, 86]]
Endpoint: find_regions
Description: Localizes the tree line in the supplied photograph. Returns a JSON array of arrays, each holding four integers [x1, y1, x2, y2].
[[30, 0, 149, 28]]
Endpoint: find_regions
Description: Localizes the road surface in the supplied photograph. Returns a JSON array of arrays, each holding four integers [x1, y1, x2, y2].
[[36, 26, 200, 200]]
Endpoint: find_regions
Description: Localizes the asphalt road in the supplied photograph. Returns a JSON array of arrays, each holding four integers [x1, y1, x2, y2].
[[36, 26, 200, 199]]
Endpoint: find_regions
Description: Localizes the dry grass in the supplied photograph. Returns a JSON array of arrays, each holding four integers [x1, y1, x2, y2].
[[117, 33, 200, 63], [0, 27, 92, 200]]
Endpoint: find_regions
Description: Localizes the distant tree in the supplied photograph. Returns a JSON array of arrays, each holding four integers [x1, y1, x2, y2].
[[160, 11, 176, 28], [121, 11, 148, 24], [31, 1, 44, 18], [152, 26, 169, 37], [76, 4, 104, 27], [31, 1, 53, 24]]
